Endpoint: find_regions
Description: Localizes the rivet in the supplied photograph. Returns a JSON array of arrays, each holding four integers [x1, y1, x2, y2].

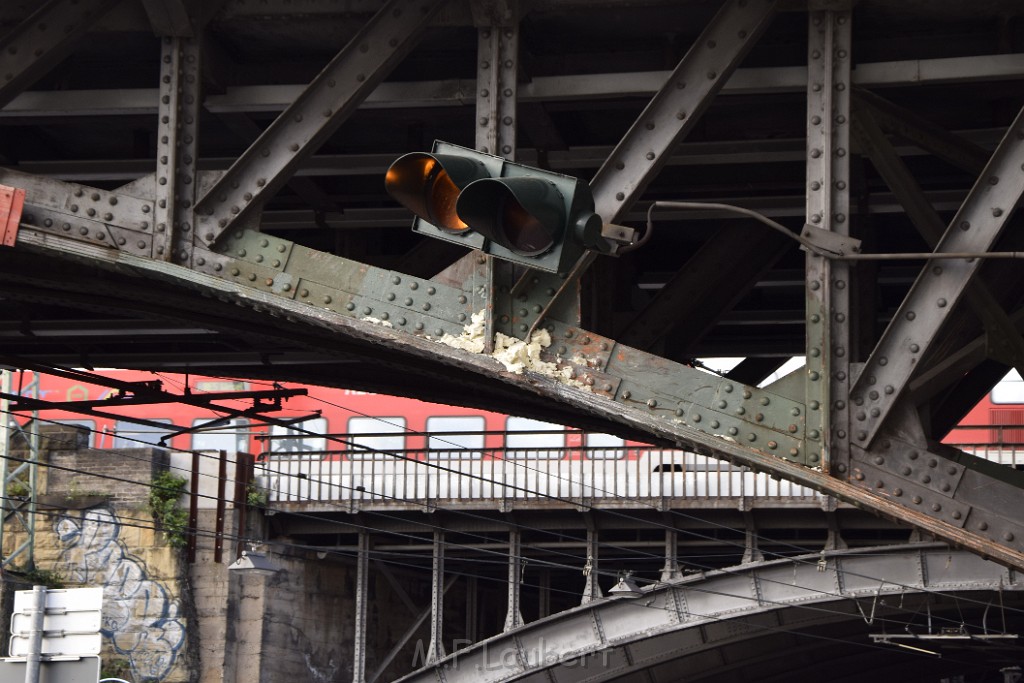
[[647, 399, 657, 408], [912, 496, 922, 504], [875, 480, 884, 489], [710, 420, 720, 429], [422, 303, 431, 311], [767, 441, 777, 449], [747, 433, 757, 442], [728, 427, 738, 436], [893, 488, 902, 497], [910, 344, 920, 353], [854, 473, 864, 481], [901, 466, 911, 476], [874, 456, 884, 465], [979, 521, 989, 531], [1005, 532, 1015, 542], [717, 400, 727, 409], [622, 391, 631, 400], [415, 322, 424, 331]]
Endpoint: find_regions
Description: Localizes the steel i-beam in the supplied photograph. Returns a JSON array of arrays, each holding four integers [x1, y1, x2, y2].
[[155, 36, 202, 264], [503, 0, 779, 341], [193, 0, 446, 245], [0, 0, 120, 110], [805, 10, 852, 473], [852, 103, 1024, 446]]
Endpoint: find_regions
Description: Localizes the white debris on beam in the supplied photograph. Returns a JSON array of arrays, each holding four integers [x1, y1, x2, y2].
[[441, 311, 590, 389], [361, 316, 394, 328]]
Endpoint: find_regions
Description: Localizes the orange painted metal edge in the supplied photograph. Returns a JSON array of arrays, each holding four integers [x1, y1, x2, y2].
[[0, 185, 26, 247]]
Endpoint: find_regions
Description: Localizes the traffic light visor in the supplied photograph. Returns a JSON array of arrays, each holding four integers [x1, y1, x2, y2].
[[385, 153, 488, 233], [457, 177, 566, 257]]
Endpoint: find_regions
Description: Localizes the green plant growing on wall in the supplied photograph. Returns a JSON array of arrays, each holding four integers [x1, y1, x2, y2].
[[5, 477, 30, 499], [23, 567, 64, 589], [100, 657, 131, 680], [246, 481, 268, 508], [149, 470, 189, 548]]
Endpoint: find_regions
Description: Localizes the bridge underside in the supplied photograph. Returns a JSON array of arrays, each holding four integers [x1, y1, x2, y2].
[[396, 546, 1024, 683], [2, 0, 1024, 571]]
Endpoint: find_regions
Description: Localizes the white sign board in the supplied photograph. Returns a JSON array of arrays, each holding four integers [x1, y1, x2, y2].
[[9, 588, 102, 657], [0, 655, 100, 683]]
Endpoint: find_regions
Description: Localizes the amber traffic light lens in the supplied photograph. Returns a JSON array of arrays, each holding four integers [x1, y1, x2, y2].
[[385, 155, 469, 232]]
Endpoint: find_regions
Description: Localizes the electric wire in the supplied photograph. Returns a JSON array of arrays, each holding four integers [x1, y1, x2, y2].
[[5, 404, 1020, 633], [4, 369, 1016, 618], [4, 371, 1016, 617], [0, 493, 1005, 670]]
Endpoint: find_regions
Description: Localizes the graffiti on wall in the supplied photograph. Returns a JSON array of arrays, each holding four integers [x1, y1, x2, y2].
[[54, 507, 186, 682]]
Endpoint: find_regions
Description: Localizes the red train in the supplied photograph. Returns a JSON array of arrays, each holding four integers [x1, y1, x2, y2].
[[0, 369, 638, 460]]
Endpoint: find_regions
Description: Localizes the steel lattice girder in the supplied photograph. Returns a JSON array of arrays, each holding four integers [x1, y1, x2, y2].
[[192, 0, 447, 245], [393, 545, 1023, 683], [2, 1, 1024, 573]]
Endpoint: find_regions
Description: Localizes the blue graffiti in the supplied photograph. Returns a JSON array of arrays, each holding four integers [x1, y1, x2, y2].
[[55, 508, 185, 682]]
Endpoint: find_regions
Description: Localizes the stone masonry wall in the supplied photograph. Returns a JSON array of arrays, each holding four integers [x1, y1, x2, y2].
[[3, 427, 194, 682]]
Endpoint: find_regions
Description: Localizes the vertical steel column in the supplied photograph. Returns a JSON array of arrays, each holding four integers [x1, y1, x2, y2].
[[154, 36, 202, 263], [425, 531, 445, 664], [538, 569, 550, 619], [0, 370, 9, 562], [353, 532, 370, 683], [581, 526, 601, 604], [503, 529, 524, 632], [660, 529, 682, 581], [805, 9, 852, 474], [473, 7, 521, 344], [465, 575, 478, 643], [0, 370, 37, 569]]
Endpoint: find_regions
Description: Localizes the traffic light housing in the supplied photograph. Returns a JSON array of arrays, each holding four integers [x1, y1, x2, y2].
[[385, 141, 608, 274]]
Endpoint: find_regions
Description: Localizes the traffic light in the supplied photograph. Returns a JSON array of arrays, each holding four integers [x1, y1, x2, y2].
[[385, 141, 612, 274]]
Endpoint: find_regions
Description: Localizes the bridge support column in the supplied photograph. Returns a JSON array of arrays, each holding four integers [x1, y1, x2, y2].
[[742, 510, 763, 565], [660, 529, 683, 581], [581, 525, 601, 604], [538, 569, 550, 619], [425, 531, 445, 664], [504, 529, 524, 632], [352, 532, 370, 683]]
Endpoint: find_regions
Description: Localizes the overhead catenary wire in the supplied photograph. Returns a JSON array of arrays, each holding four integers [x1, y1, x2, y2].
[[0, 491, 1004, 668], [5, 403, 1021, 630], [4, 369, 1015, 612]]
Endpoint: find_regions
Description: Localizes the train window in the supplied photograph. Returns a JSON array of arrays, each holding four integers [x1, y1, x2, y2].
[[191, 418, 249, 454], [268, 418, 327, 455], [347, 417, 406, 459], [992, 370, 1024, 404], [584, 432, 626, 459], [505, 417, 564, 458], [113, 419, 173, 449], [426, 416, 485, 459]]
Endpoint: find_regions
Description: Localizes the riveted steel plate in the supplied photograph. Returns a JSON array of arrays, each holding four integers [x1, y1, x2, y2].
[[859, 444, 966, 498], [20, 205, 153, 257], [542, 321, 616, 370], [849, 456, 970, 528], [220, 230, 294, 272], [712, 380, 806, 439]]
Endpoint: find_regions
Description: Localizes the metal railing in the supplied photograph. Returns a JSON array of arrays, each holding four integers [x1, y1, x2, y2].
[[945, 424, 1024, 469], [255, 441, 819, 509]]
